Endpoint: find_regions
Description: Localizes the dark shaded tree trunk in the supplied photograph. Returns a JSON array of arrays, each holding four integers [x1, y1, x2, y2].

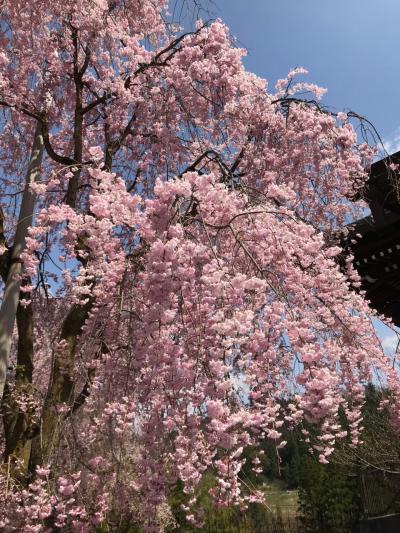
[[28, 300, 92, 475], [2, 284, 35, 481]]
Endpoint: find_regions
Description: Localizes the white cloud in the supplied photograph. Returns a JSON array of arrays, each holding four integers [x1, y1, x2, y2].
[[372, 318, 400, 355], [381, 127, 400, 156], [381, 332, 400, 354]]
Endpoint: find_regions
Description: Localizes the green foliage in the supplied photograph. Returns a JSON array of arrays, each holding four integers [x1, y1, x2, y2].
[[281, 431, 304, 489], [298, 456, 360, 533]]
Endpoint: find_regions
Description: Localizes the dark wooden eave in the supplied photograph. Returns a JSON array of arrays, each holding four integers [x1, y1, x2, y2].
[[349, 150, 400, 325]]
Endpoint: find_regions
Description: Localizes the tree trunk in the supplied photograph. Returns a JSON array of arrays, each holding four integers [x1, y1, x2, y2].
[[0, 124, 44, 400], [28, 299, 92, 474], [1, 281, 35, 480]]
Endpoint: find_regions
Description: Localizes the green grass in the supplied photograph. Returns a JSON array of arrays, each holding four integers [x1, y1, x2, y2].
[[262, 480, 299, 516]]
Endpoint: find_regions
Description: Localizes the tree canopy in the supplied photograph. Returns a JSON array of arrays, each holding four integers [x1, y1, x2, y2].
[[0, 1, 399, 531]]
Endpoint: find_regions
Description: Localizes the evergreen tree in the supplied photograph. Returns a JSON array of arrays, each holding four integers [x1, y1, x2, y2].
[[298, 455, 361, 532]]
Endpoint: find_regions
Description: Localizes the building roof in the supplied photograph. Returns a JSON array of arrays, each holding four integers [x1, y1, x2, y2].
[[350, 151, 400, 325]]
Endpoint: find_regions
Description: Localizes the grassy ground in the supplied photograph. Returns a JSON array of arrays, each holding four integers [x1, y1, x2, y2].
[[262, 480, 299, 516]]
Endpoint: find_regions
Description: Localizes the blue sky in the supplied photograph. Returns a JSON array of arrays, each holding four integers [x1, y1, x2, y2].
[[213, 0, 400, 152]]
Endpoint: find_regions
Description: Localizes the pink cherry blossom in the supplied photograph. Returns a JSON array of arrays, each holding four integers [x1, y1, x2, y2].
[[0, 2, 398, 531]]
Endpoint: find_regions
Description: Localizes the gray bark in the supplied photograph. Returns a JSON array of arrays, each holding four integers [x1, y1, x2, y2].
[[0, 124, 44, 399]]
